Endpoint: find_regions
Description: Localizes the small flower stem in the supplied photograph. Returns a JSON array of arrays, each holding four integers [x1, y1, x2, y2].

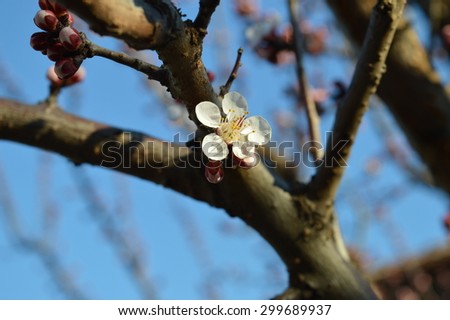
[[219, 48, 244, 97], [45, 84, 62, 109]]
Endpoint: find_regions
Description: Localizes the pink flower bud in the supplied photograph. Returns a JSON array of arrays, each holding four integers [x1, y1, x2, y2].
[[49, 1, 69, 18], [47, 65, 86, 87], [30, 32, 50, 51], [205, 161, 224, 184], [38, 0, 52, 10], [54, 57, 80, 79], [59, 26, 83, 51], [65, 66, 86, 86], [207, 70, 215, 82], [34, 10, 59, 32], [46, 66, 64, 86], [46, 42, 65, 61]]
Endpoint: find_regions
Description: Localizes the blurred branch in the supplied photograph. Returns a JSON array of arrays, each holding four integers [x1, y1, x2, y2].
[[0, 163, 86, 299], [288, 0, 323, 161], [72, 169, 157, 299], [309, 0, 406, 201], [369, 104, 434, 186]]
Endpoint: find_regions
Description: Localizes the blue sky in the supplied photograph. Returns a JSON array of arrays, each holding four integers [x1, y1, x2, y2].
[[0, 0, 448, 299]]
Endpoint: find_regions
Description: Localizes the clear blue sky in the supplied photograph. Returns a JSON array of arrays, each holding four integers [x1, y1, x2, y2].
[[0, 0, 448, 299]]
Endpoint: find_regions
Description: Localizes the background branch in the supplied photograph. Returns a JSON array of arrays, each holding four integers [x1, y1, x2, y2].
[[288, 0, 323, 161], [326, 0, 450, 196], [309, 0, 406, 201]]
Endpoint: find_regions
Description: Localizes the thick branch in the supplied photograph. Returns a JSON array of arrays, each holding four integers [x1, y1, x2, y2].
[[326, 0, 450, 195], [309, 0, 406, 201], [55, 0, 181, 49], [0, 98, 375, 299]]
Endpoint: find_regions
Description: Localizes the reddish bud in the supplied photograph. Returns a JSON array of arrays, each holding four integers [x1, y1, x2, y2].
[[50, 1, 69, 18], [54, 57, 80, 79], [34, 10, 59, 32], [46, 42, 65, 61], [207, 71, 215, 83], [205, 161, 224, 184], [30, 32, 50, 51], [59, 26, 83, 51], [237, 154, 258, 169], [444, 212, 450, 233], [47, 65, 86, 87], [235, 0, 258, 17], [38, 0, 52, 10]]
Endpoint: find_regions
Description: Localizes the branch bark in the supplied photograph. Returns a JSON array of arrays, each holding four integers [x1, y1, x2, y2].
[[326, 0, 450, 196], [0, 98, 375, 299], [55, 0, 181, 49], [288, 0, 323, 161]]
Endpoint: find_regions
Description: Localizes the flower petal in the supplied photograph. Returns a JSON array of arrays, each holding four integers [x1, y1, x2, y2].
[[195, 101, 222, 128], [222, 91, 248, 117], [245, 116, 272, 145], [232, 141, 256, 159], [202, 133, 229, 161]]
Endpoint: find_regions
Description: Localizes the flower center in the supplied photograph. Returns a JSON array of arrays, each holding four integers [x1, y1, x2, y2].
[[217, 113, 247, 144]]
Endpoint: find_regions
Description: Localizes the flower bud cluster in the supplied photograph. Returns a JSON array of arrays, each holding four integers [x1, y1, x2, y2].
[[30, 0, 85, 80]]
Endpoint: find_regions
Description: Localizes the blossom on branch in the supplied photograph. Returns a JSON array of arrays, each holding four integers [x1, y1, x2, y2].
[[196, 92, 271, 164]]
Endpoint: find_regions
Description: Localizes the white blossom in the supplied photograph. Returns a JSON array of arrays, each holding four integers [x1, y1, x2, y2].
[[195, 92, 272, 162]]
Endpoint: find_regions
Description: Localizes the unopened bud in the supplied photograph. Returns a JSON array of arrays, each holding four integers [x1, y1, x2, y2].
[[38, 0, 52, 10], [54, 57, 80, 79], [59, 26, 83, 51], [50, 1, 69, 18], [47, 65, 86, 87], [46, 42, 65, 61], [34, 9, 59, 32], [205, 161, 224, 184], [30, 32, 50, 51]]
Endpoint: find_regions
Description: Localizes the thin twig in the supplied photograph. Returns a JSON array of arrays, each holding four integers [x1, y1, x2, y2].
[[219, 48, 244, 97], [83, 38, 169, 87], [308, 0, 406, 201], [194, 0, 221, 34], [288, 0, 323, 161]]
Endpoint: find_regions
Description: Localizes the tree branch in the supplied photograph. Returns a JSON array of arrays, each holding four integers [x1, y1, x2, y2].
[[55, 0, 181, 49], [83, 38, 170, 87], [219, 48, 243, 97], [288, 0, 323, 161], [194, 0, 221, 34], [309, 0, 406, 201], [326, 0, 450, 196], [0, 98, 376, 299]]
